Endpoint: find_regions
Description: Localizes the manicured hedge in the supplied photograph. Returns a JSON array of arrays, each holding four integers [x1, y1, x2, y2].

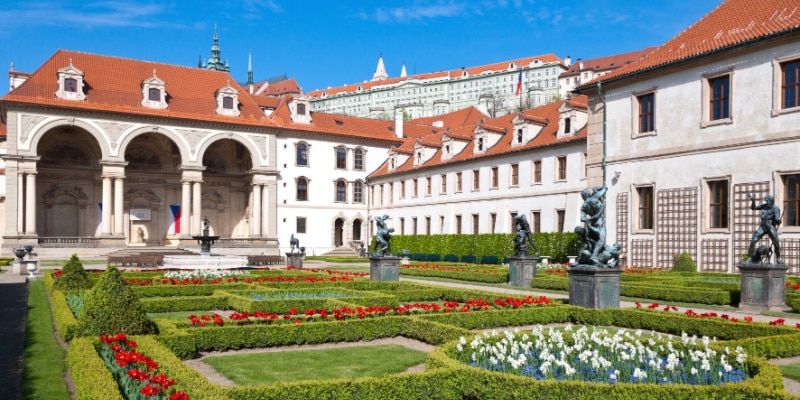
[[67, 338, 125, 400], [400, 265, 509, 283]]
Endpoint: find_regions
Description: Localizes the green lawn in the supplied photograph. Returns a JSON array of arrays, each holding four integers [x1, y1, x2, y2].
[[203, 344, 427, 385], [779, 363, 800, 382], [24, 280, 71, 400], [148, 310, 214, 321]]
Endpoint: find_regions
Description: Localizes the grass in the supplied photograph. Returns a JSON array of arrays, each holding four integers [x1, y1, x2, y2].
[[148, 310, 213, 321], [203, 344, 428, 385], [24, 279, 71, 400], [779, 363, 800, 382]]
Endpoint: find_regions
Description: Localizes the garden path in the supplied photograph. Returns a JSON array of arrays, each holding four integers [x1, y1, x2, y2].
[[0, 269, 30, 400]]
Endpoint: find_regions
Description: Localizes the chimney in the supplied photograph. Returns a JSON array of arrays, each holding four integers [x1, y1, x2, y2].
[[394, 109, 404, 138], [578, 58, 584, 70], [564, 56, 571, 67]]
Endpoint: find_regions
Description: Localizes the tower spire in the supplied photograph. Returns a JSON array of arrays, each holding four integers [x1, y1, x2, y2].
[[371, 53, 388, 81], [246, 51, 254, 85], [206, 24, 229, 72], [400, 61, 407, 77]]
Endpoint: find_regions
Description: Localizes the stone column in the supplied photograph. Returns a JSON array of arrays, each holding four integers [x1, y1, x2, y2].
[[192, 181, 202, 236], [261, 184, 269, 237], [17, 173, 24, 234], [101, 176, 112, 235], [24, 172, 37, 234], [252, 183, 262, 237], [180, 180, 191, 237], [113, 177, 124, 235]]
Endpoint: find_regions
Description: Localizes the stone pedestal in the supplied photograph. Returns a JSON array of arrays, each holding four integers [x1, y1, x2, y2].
[[737, 263, 790, 312], [12, 260, 39, 276], [286, 253, 305, 269], [508, 256, 538, 287], [370, 256, 400, 281], [568, 265, 623, 309]]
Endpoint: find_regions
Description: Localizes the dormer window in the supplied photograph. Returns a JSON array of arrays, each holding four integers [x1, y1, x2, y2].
[[288, 95, 312, 124], [517, 129, 523, 143], [478, 138, 484, 151], [297, 103, 306, 115], [141, 71, 167, 109], [56, 60, 86, 101], [564, 117, 571, 134], [215, 82, 240, 116]]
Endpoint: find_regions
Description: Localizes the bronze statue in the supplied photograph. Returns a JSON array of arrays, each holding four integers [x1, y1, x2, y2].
[[289, 233, 300, 254], [512, 214, 538, 257], [575, 185, 620, 268], [747, 193, 782, 264], [372, 215, 394, 257]]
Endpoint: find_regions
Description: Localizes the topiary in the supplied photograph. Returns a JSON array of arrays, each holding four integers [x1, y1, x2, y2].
[[76, 265, 153, 336], [53, 253, 93, 291], [672, 251, 697, 273]]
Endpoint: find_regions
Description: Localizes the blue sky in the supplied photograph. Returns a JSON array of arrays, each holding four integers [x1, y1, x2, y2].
[[1, 1, 723, 93]]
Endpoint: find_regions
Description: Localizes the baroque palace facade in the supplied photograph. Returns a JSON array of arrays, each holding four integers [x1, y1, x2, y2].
[[577, 0, 800, 273]]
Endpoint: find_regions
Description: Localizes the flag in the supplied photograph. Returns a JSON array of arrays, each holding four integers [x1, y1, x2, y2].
[[95, 203, 102, 235], [168, 204, 181, 234], [515, 69, 522, 96]]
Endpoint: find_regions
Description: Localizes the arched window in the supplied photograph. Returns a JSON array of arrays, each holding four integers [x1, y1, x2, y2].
[[296, 143, 308, 166], [564, 117, 571, 134], [336, 180, 347, 202], [336, 147, 347, 169], [353, 181, 363, 203], [296, 177, 308, 201], [517, 129, 523, 143], [354, 148, 364, 170]]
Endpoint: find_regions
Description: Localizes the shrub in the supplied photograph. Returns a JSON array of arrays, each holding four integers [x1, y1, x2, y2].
[[443, 254, 459, 262], [76, 266, 153, 336], [427, 254, 441, 262], [673, 252, 697, 273], [480, 255, 500, 265], [460, 255, 477, 264], [54, 253, 93, 291]]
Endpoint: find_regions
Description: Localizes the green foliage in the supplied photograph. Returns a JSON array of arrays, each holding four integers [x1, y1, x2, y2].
[[24, 280, 71, 400], [67, 338, 125, 400], [0, 257, 14, 266], [384, 232, 580, 263], [76, 266, 153, 336], [673, 251, 697, 273], [400, 265, 509, 283], [53, 253, 93, 291], [49, 288, 80, 341]]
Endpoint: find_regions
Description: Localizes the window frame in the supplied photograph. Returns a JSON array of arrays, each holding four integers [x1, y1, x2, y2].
[[779, 171, 800, 232], [353, 180, 364, 204], [456, 172, 463, 193], [555, 209, 565, 232], [455, 215, 462, 234], [296, 217, 307, 234], [335, 180, 347, 203], [472, 214, 480, 234], [413, 178, 419, 197], [296, 177, 309, 201], [354, 148, 364, 171], [440, 174, 447, 195], [532, 160, 542, 184], [705, 178, 730, 231], [531, 211, 541, 233], [472, 169, 480, 191], [634, 184, 655, 233], [701, 69, 734, 127], [295, 142, 310, 167], [773, 54, 800, 116], [510, 163, 519, 187], [556, 155, 567, 181], [490, 166, 499, 189], [631, 89, 657, 136], [335, 147, 347, 170], [426, 176, 432, 196]]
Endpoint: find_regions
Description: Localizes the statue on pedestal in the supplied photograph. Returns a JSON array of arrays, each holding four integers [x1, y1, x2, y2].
[[512, 214, 538, 257], [575, 186, 620, 268], [372, 215, 394, 257], [289, 233, 301, 254], [746, 193, 782, 265]]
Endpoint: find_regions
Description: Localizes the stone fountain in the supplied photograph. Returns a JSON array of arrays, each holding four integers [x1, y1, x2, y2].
[[161, 217, 248, 270]]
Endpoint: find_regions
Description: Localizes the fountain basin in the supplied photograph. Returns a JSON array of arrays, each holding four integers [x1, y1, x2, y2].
[[161, 254, 248, 270]]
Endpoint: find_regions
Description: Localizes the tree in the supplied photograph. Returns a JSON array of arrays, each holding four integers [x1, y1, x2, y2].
[[76, 265, 153, 336]]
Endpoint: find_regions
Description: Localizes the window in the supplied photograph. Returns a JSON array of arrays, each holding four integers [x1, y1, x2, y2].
[[531, 211, 541, 233], [556, 210, 565, 232], [296, 177, 308, 201], [64, 77, 78, 92], [401, 181, 406, 198], [472, 169, 480, 190], [489, 213, 497, 233], [533, 160, 542, 183], [148, 87, 161, 101], [412, 217, 418, 235], [517, 129, 523, 143], [425, 217, 431, 235], [336, 147, 347, 169], [456, 172, 463, 192], [782, 59, 800, 109], [297, 103, 306, 115], [509, 212, 518, 233], [336, 180, 347, 202], [296, 217, 307, 234], [638, 93, 655, 133], [708, 180, 729, 229], [455, 215, 462, 234], [353, 181, 363, 203], [709, 75, 730, 121], [472, 214, 479, 234], [296, 143, 308, 166], [556, 156, 567, 181], [354, 149, 364, 170], [440, 216, 445, 233], [399, 218, 405, 235], [491, 167, 498, 188], [379, 185, 384, 206], [426, 177, 432, 195], [564, 117, 571, 134], [637, 186, 654, 230], [440, 174, 447, 194], [784, 174, 800, 226], [582, 152, 588, 179], [413, 179, 419, 197], [222, 96, 234, 109], [510, 163, 519, 186]]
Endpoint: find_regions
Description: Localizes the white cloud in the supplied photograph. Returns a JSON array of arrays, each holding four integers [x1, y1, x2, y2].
[[0, 1, 168, 28], [242, 0, 282, 20], [368, 1, 466, 23]]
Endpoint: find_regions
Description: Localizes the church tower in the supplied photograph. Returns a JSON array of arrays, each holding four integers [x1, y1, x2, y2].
[[206, 25, 230, 72], [400, 61, 407, 78], [371, 54, 388, 81], [246, 51, 254, 85]]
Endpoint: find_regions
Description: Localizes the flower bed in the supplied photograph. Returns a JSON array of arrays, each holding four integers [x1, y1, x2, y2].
[[400, 263, 508, 283]]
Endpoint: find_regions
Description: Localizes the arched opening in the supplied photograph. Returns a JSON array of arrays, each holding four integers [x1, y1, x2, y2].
[[124, 133, 181, 245], [201, 139, 254, 239], [353, 219, 362, 242], [334, 218, 344, 247], [36, 126, 102, 238]]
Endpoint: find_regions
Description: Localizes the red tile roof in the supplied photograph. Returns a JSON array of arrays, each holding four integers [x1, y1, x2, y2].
[[1, 50, 277, 128], [369, 96, 588, 178], [578, 0, 800, 90], [307, 53, 563, 97], [254, 78, 302, 97], [560, 47, 656, 78]]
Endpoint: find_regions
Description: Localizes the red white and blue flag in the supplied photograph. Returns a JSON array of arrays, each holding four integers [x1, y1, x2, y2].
[[515, 69, 522, 96], [168, 204, 181, 234], [95, 203, 102, 235]]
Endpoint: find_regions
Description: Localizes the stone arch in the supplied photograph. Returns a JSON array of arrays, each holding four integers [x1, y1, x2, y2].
[[117, 126, 190, 166], [332, 212, 348, 248], [26, 117, 111, 159], [42, 185, 90, 237], [196, 132, 263, 169], [124, 188, 162, 245]]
